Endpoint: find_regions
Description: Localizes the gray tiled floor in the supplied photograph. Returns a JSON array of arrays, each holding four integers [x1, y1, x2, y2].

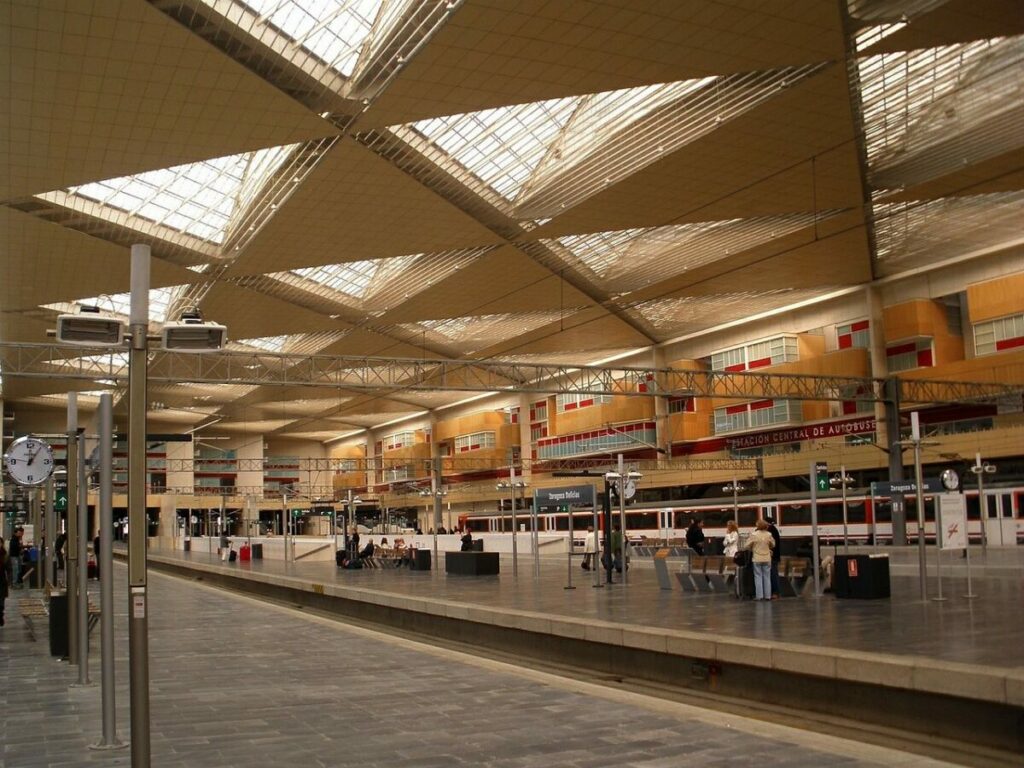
[[165, 547, 1024, 668], [1, 564, 957, 767]]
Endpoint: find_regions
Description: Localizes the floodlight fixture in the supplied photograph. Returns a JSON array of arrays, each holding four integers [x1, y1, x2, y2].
[[56, 305, 127, 346], [161, 308, 227, 352]]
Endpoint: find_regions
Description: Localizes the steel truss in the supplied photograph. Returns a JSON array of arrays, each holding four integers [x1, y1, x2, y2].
[[0, 342, 1020, 404], [159, 456, 755, 474]]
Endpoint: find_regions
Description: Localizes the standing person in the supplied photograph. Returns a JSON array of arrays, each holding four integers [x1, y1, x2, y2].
[[685, 519, 706, 555], [54, 531, 67, 572], [744, 519, 775, 601], [460, 529, 473, 552], [608, 522, 627, 573], [93, 532, 101, 579], [8, 527, 23, 589], [582, 525, 597, 570], [722, 520, 740, 559], [0, 537, 10, 626], [765, 516, 782, 599]]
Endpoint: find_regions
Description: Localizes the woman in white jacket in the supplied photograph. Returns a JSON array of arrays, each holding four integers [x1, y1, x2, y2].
[[722, 520, 739, 558], [582, 526, 597, 570]]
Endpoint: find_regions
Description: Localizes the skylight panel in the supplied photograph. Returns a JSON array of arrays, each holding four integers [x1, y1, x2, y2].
[[856, 38, 1006, 173], [550, 214, 827, 294], [632, 289, 824, 337], [406, 312, 569, 354], [235, 0, 384, 76], [64, 144, 297, 245], [293, 260, 382, 299], [409, 96, 581, 201], [234, 335, 290, 353], [873, 191, 1024, 275], [393, 64, 828, 219], [43, 286, 187, 324]]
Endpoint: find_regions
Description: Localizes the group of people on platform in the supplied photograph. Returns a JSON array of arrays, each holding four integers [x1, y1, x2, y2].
[[685, 517, 783, 601], [575, 516, 785, 601]]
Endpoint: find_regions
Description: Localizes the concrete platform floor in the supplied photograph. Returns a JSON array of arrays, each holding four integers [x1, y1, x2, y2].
[[1, 563, 962, 768], [163, 547, 1024, 669]]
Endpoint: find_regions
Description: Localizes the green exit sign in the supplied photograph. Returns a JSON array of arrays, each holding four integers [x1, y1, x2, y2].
[[815, 463, 829, 492]]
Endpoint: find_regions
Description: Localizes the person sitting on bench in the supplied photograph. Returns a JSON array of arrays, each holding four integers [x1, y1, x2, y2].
[[359, 540, 375, 560]]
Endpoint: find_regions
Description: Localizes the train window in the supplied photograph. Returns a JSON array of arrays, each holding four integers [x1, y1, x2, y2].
[[817, 504, 844, 525], [783, 505, 811, 525], [466, 518, 489, 532], [738, 508, 757, 527], [874, 502, 892, 522], [905, 498, 936, 522], [674, 511, 693, 528], [965, 495, 981, 521], [846, 501, 866, 524], [627, 512, 658, 529]]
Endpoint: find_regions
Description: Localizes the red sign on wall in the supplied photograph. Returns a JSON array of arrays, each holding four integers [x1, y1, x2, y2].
[[847, 559, 858, 578]]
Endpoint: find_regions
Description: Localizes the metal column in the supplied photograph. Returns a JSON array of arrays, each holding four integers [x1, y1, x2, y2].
[[92, 392, 125, 750], [74, 432, 90, 686], [66, 394, 79, 664], [127, 243, 152, 766], [44, 476, 55, 587]]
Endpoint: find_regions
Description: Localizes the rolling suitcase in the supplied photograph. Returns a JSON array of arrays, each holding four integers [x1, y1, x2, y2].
[[733, 551, 754, 599]]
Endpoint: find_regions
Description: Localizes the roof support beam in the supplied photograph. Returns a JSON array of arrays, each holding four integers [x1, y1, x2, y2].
[[1, 341, 1019, 405]]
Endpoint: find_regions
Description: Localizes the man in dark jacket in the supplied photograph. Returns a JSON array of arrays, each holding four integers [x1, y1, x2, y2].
[[685, 519, 705, 555], [9, 527, 23, 588], [766, 516, 782, 599]]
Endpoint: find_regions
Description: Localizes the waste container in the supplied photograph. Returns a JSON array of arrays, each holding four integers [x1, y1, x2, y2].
[[411, 549, 431, 570], [250, 543, 263, 559], [834, 554, 890, 599], [49, 591, 69, 658], [183, 538, 191, 552]]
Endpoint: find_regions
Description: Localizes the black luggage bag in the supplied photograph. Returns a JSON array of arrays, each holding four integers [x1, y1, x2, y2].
[[735, 564, 755, 599]]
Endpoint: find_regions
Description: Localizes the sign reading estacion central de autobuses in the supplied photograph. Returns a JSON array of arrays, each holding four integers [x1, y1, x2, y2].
[[727, 417, 877, 450]]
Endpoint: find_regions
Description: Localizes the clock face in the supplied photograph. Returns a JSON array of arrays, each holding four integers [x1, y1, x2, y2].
[[4, 436, 56, 486], [941, 468, 960, 491]]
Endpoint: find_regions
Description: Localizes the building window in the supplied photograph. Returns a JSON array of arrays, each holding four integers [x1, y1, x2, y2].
[[713, 400, 796, 434], [503, 406, 520, 423], [668, 396, 695, 414], [555, 393, 612, 412], [837, 320, 870, 349], [530, 424, 548, 442], [384, 431, 415, 450], [455, 431, 496, 452], [536, 422, 656, 460], [710, 335, 798, 372], [886, 338, 933, 372], [530, 400, 548, 421], [974, 313, 1024, 356]]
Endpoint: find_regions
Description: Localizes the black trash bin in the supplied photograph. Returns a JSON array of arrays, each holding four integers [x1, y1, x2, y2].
[[49, 591, 69, 658], [834, 554, 890, 599], [183, 538, 191, 552], [251, 543, 263, 559], [411, 549, 431, 570]]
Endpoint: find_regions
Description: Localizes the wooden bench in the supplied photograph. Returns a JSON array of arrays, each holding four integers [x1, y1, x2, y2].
[[779, 557, 811, 597], [675, 555, 735, 594], [18, 596, 100, 642]]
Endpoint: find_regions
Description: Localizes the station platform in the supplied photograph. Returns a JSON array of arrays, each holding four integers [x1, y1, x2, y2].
[[130, 546, 1023, 763], [0, 562, 967, 768]]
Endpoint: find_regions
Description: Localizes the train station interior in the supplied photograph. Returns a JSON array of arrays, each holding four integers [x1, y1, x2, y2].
[[2, 1, 1023, 766]]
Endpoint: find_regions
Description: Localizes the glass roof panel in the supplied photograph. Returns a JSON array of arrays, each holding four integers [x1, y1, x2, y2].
[[404, 311, 569, 354], [549, 213, 829, 294], [65, 144, 296, 245], [394, 64, 827, 219], [410, 97, 581, 201], [873, 191, 1024, 275], [234, 0, 384, 76], [42, 286, 187, 324], [631, 289, 828, 338], [856, 37, 1010, 177]]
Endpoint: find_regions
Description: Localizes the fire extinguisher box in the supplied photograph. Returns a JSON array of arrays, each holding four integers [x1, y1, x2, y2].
[[834, 554, 890, 599]]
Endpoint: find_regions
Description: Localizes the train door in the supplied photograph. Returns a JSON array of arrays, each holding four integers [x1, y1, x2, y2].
[[984, 491, 1017, 546], [760, 503, 779, 524]]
